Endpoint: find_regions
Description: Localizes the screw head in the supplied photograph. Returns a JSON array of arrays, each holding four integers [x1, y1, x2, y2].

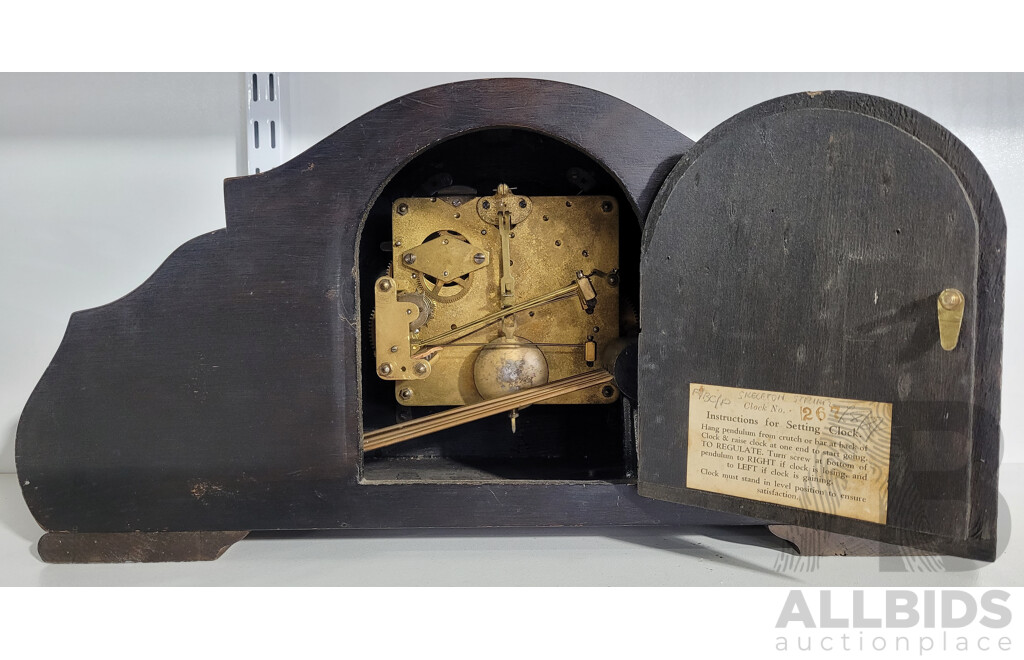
[[414, 362, 428, 375], [390, 345, 399, 353], [473, 253, 486, 264], [442, 270, 449, 278], [378, 279, 392, 292], [940, 289, 964, 310], [481, 229, 487, 235], [482, 200, 491, 210], [399, 388, 413, 400], [519, 199, 527, 208], [403, 253, 416, 265], [394, 240, 402, 248], [379, 363, 393, 376], [602, 201, 613, 212], [601, 386, 615, 398], [397, 203, 409, 215]]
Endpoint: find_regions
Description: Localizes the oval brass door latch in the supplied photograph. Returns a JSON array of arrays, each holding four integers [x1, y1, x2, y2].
[[937, 288, 965, 351]]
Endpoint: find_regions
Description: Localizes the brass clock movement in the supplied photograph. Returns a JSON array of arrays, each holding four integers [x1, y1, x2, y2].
[[373, 183, 620, 422]]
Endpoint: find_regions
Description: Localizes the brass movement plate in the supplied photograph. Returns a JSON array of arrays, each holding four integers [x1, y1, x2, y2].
[[373, 277, 431, 381], [385, 193, 620, 406]]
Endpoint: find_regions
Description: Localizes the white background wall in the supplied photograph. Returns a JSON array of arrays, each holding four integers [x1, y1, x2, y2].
[[1, 73, 1020, 472]]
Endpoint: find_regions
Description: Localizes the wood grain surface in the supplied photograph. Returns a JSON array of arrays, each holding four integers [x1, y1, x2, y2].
[[638, 91, 1004, 560]]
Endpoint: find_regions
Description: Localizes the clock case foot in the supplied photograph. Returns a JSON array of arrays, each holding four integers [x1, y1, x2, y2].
[[37, 531, 249, 564]]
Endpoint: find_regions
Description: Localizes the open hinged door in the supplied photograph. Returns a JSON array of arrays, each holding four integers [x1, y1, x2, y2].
[[636, 91, 1005, 560]]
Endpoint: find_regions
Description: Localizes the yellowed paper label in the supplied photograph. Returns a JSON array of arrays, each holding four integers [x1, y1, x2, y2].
[[686, 383, 892, 524]]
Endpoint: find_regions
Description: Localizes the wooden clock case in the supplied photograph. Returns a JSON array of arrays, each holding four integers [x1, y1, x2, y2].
[[16, 78, 1004, 563]]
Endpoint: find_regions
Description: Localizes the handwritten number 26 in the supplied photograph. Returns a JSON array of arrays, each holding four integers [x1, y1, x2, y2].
[[800, 406, 827, 421]]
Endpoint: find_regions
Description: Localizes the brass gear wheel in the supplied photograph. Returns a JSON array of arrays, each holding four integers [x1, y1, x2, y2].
[[421, 270, 474, 303], [415, 230, 475, 303], [396, 291, 434, 330]]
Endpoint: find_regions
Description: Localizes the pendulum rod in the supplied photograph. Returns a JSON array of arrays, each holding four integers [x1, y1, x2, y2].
[[363, 369, 613, 451]]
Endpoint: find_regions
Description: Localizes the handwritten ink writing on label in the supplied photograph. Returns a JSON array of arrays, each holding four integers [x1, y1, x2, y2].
[[686, 383, 892, 524]]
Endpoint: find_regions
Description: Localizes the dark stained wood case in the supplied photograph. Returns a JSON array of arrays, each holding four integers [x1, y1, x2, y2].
[[15, 80, 1004, 562], [638, 92, 1004, 560]]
